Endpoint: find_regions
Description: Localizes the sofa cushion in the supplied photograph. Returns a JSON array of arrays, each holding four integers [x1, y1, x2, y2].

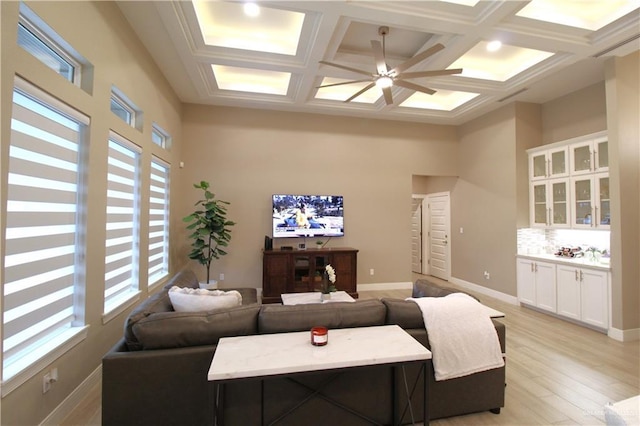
[[168, 287, 242, 312], [132, 304, 261, 350], [124, 270, 197, 350], [162, 269, 199, 290], [412, 279, 479, 301], [381, 298, 424, 329], [258, 299, 386, 334], [124, 289, 173, 351]]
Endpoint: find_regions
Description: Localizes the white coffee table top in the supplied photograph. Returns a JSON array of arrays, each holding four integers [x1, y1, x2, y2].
[[281, 291, 355, 305], [208, 325, 431, 382]]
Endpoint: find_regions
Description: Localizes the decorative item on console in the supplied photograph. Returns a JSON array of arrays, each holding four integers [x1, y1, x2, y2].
[[585, 247, 608, 262], [320, 264, 337, 294], [555, 246, 584, 258]]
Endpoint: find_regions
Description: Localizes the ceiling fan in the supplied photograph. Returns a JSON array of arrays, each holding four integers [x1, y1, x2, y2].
[[318, 26, 462, 105]]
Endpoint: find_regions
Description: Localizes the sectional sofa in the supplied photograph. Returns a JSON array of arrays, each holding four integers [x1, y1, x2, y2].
[[102, 270, 505, 425]]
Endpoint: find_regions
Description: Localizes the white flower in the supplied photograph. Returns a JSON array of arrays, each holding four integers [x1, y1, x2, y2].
[[325, 264, 336, 283]]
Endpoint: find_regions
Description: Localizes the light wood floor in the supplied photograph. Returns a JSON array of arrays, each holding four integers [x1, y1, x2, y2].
[[61, 274, 639, 426]]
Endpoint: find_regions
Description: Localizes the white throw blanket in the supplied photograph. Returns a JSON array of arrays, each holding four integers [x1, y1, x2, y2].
[[408, 293, 505, 381]]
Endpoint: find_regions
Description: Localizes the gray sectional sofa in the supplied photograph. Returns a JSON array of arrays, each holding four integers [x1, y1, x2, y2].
[[102, 270, 505, 425]]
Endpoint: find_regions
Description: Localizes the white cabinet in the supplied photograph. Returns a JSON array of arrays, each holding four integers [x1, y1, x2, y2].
[[517, 258, 556, 312], [570, 137, 609, 176], [571, 173, 610, 229], [528, 132, 608, 229], [530, 146, 569, 181], [530, 178, 570, 228], [556, 265, 609, 329]]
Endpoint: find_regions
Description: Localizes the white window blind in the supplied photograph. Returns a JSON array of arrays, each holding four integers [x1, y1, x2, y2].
[[3, 79, 89, 381], [148, 158, 170, 285], [104, 133, 141, 313]]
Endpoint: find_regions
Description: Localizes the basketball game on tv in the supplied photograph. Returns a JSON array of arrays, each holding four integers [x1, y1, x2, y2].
[[272, 195, 344, 239]]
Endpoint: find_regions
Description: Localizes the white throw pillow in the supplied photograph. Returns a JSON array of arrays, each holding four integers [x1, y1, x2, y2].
[[168, 286, 242, 312]]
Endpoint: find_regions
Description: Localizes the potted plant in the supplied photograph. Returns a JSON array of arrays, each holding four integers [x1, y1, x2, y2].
[[183, 181, 235, 288]]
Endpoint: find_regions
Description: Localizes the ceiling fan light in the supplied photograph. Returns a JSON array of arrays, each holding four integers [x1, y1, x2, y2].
[[486, 40, 502, 52], [243, 2, 260, 17], [376, 76, 393, 88]]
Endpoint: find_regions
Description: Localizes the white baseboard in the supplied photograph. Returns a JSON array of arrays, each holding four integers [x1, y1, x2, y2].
[[448, 277, 519, 305], [40, 365, 101, 426], [608, 326, 640, 342], [357, 282, 413, 292]]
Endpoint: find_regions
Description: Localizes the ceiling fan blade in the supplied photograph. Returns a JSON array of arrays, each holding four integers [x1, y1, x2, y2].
[[317, 79, 373, 89], [344, 82, 376, 102], [391, 43, 445, 74], [319, 60, 373, 77], [400, 68, 463, 79], [394, 79, 436, 95], [371, 40, 388, 75], [382, 86, 393, 105]]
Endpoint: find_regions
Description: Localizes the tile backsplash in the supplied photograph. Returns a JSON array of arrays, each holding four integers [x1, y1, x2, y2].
[[517, 228, 610, 255]]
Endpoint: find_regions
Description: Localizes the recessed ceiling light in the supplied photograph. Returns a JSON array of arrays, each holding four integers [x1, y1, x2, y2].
[[243, 2, 260, 17], [486, 40, 502, 52]]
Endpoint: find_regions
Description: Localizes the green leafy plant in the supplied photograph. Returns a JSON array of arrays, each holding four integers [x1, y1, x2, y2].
[[183, 181, 235, 284]]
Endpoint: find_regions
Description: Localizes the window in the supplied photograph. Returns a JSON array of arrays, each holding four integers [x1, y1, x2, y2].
[[16, 3, 92, 92], [110, 87, 142, 131], [148, 158, 170, 285], [17, 21, 75, 82], [151, 123, 171, 150], [3, 78, 89, 388], [110, 95, 133, 124], [104, 133, 141, 315]]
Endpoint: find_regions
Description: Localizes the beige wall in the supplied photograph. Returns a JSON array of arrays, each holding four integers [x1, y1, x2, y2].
[[541, 82, 607, 143], [452, 104, 521, 295], [1, 1, 638, 424], [514, 103, 543, 228], [1, 2, 182, 424], [180, 105, 458, 286], [605, 51, 640, 331], [412, 175, 458, 194]]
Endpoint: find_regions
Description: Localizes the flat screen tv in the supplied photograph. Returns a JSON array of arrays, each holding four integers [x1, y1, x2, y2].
[[272, 195, 344, 239]]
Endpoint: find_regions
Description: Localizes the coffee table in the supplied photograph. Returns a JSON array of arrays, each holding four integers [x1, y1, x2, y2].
[[281, 290, 355, 305], [208, 324, 432, 425]]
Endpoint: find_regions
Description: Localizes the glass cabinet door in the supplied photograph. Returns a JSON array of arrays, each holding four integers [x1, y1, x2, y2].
[[550, 180, 568, 227], [293, 255, 311, 292], [549, 147, 568, 177], [571, 143, 593, 175], [595, 139, 608, 171], [531, 182, 548, 226], [572, 178, 593, 228], [596, 174, 610, 228], [292, 253, 329, 292], [531, 153, 547, 180]]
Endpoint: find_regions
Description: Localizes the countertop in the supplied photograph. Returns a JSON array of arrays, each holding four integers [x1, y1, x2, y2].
[[517, 253, 611, 271]]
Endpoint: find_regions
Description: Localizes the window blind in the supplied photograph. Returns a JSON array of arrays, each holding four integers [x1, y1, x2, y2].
[[104, 133, 141, 313], [148, 157, 170, 285], [3, 80, 88, 380]]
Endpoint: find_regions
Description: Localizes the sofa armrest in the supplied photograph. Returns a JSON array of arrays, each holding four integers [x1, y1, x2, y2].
[[102, 339, 216, 426]]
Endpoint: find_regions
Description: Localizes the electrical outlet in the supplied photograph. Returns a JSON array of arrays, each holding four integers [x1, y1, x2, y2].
[[219, 273, 224, 281], [43, 372, 51, 393], [484, 271, 490, 280], [369, 269, 374, 276], [42, 368, 58, 393]]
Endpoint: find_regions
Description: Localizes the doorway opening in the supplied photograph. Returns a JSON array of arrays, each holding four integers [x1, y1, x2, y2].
[[411, 192, 452, 281]]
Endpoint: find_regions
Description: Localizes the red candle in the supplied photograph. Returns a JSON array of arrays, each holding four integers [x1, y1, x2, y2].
[[310, 326, 328, 346]]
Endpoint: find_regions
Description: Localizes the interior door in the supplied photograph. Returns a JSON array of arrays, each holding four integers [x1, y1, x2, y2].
[[427, 193, 451, 280], [411, 197, 423, 273]]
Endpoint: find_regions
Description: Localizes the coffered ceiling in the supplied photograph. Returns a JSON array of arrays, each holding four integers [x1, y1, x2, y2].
[[117, 1, 639, 125]]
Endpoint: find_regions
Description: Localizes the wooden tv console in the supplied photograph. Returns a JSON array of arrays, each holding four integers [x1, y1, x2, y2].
[[262, 247, 358, 304]]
